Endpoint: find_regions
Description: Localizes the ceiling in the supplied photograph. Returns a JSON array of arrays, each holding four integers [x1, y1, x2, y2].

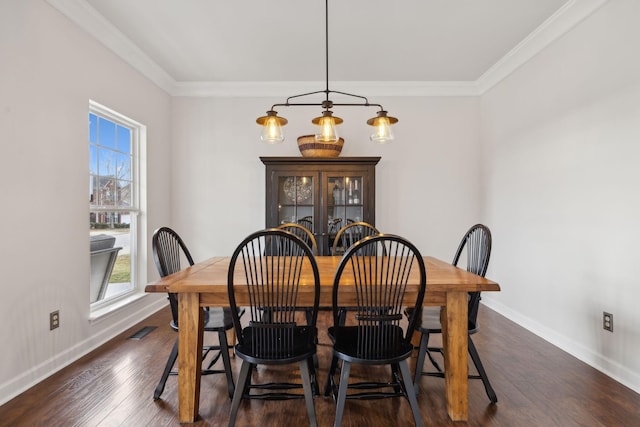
[[48, 0, 606, 95]]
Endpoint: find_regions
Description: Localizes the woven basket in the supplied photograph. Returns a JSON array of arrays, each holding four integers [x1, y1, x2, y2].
[[297, 135, 344, 158]]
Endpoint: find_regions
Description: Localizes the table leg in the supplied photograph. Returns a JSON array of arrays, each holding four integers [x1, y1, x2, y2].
[[178, 292, 204, 423], [441, 291, 468, 421]]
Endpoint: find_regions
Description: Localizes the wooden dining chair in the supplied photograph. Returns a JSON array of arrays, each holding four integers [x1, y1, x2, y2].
[[330, 221, 383, 327], [409, 223, 497, 403], [297, 216, 314, 234], [151, 227, 239, 400], [227, 228, 320, 427], [277, 222, 318, 254], [331, 221, 380, 256], [278, 222, 321, 364], [325, 234, 426, 427]]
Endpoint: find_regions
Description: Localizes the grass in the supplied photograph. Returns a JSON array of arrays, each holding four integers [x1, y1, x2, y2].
[[110, 254, 130, 283]]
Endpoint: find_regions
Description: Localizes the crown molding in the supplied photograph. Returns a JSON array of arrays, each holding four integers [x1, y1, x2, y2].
[[47, 0, 609, 98], [476, 0, 608, 94], [172, 80, 481, 98], [46, 0, 176, 94]]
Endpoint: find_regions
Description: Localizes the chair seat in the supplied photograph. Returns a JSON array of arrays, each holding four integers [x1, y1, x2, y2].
[[235, 325, 317, 364], [170, 307, 236, 332], [329, 325, 413, 363], [408, 306, 478, 334], [415, 306, 442, 331]]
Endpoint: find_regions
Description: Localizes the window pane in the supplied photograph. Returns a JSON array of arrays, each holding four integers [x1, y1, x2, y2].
[[90, 174, 98, 205], [98, 117, 116, 149], [90, 213, 133, 303], [89, 113, 97, 143], [94, 176, 116, 206], [116, 152, 131, 181], [116, 179, 132, 207], [89, 144, 97, 175], [117, 125, 131, 153], [98, 147, 116, 176]]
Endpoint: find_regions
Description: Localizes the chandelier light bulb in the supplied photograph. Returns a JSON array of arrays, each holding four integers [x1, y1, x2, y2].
[[257, 110, 287, 144], [367, 111, 398, 144], [312, 110, 343, 143], [315, 115, 339, 143]]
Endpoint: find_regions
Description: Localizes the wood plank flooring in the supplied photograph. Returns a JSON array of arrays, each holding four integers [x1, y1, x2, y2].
[[1, 306, 639, 426]]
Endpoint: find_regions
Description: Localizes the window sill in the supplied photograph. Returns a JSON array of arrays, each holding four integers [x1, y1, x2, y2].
[[89, 291, 148, 323]]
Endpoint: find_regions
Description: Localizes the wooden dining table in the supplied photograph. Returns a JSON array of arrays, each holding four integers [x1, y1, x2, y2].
[[145, 255, 500, 423]]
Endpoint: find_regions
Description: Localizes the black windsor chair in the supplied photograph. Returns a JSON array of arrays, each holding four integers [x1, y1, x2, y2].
[[278, 222, 322, 367], [278, 222, 318, 255], [331, 221, 380, 256], [297, 216, 314, 235], [227, 228, 320, 427], [329, 221, 383, 326], [151, 227, 240, 400], [409, 223, 497, 403], [325, 234, 426, 427]]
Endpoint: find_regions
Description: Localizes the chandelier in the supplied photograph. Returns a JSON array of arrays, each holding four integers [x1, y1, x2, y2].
[[256, 0, 398, 145]]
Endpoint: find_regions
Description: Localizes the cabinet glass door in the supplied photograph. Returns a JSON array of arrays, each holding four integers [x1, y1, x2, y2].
[[327, 174, 364, 242], [277, 175, 315, 230]]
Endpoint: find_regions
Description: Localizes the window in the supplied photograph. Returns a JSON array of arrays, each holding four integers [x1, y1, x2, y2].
[[89, 101, 145, 312]]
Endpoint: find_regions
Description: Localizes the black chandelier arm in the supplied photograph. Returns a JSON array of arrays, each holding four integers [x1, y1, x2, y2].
[[327, 90, 370, 104], [330, 102, 384, 110], [270, 90, 383, 111], [271, 102, 385, 110], [284, 89, 370, 104], [284, 90, 328, 104]]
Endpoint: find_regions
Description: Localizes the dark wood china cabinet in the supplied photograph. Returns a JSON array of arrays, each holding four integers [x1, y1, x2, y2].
[[261, 157, 380, 255]]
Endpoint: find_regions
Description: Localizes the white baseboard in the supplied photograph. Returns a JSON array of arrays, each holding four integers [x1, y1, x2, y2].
[[0, 297, 166, 406], [481, 297, 640, 395]]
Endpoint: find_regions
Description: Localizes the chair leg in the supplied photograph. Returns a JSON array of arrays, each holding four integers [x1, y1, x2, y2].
[[468, 337, 498, 403], [305, 307, 313, 326], [305, 308, 319, 369], [218, 329, 235, 399], [391, 363, 402, 394], [300, 360, 318, 427], [324, 354, 339, 396], [228, 361, 251, 427], [242, 363, 256, 397], [333, 360, 351, 427], [338, 308, 347, 326], [399, 359, 424, 427], [153, 338, 178, 400], [425, 346, 444, 373], [413, 332, 428, 391], [307, 356, 320, 395]]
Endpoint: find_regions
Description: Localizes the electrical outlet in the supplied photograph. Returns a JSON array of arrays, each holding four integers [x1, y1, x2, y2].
[[50, 310, 60, 330], [603, 312, 613, 332]]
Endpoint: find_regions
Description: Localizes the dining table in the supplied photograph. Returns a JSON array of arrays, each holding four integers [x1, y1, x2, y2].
[[145, 255, 500, 423]]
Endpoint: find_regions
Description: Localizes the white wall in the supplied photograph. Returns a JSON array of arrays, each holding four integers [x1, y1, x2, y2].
[[0, 0, 171, 403], [480, 0, 640, 392], [170, 95, 482, 261]]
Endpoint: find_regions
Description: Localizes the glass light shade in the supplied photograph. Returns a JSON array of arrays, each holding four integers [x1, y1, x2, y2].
[[257, 111, 287, 144], [315, 116, 339, 143], [370, 116, 394, 144], [260, 116, 285, 144], [312, 112, 343, 143], [367, 111, 397, 144]]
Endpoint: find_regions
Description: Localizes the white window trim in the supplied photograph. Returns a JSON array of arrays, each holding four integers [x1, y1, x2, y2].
[[89, 100, 147, 318]]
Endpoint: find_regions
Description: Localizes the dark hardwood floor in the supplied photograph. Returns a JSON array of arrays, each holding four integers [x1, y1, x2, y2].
[[2, 306, 639, 426]]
